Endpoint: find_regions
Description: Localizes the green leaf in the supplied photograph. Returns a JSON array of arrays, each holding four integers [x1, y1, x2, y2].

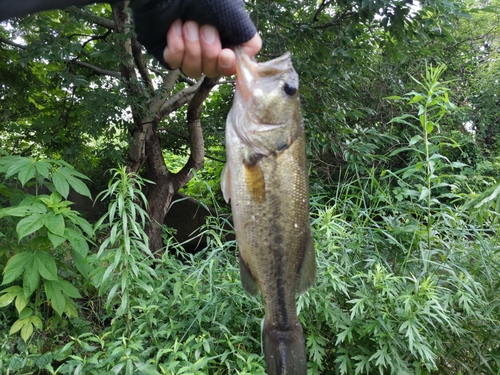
[[0, 290, 16, 307], [52, 172, 70, 198], [45, 213, 65, 237], [9, 307, 40, 342], [44, 280, 66, 316], [59, 279, 81, 298], [23, 256, 40, 299], [425, 120, 434, 134], [67, 214, 93, 237], [17, 162, 36, 186], [16, 214, 46, 241], [70, 248, 89, 279], [34, 161, 52, 179], [20, 318, 34, 342], [15, 291, 29, 313], [2, 252, 33, 285], [34, 251, 58, 281], [64, 227, 89, 257], [55, 167, 91, 198], [19, 307, 33, 319], [64, 295, 78, 318], [0, 204, 46, 218], [48, 232, 66, 248]]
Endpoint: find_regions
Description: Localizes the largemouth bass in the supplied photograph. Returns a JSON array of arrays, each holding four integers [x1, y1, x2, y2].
[[221, 47, 316, 375]]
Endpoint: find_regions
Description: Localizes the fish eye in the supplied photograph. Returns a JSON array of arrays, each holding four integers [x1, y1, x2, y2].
[[283, 82, 297, 96]]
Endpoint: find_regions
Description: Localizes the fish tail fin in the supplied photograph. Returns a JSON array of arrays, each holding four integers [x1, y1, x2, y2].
[[263, 320, 307, 375]]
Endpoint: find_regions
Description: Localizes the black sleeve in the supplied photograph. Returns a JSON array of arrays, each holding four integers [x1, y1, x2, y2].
[[1, 0, 257, 69], [0, 0, 117, 21], [130, 0, 257, 68]]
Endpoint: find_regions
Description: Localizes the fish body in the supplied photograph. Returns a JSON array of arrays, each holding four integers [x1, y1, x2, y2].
[[221, 47, 315, 375]]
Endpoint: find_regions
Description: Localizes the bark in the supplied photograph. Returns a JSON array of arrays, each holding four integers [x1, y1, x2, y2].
[[145, 76, 219, 254]]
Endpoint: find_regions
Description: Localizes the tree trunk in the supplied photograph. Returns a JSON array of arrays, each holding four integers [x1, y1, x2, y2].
[[105, 3, 219, 254], [144, 77, 219, 254]]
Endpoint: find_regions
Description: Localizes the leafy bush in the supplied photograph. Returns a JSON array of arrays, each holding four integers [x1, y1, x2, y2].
[[299, 65, 500, 374], [0, 156, 93, 343]]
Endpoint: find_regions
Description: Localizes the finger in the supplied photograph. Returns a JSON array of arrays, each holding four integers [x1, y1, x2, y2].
[[217, 33, 262, 77], [217, 49, 236, 77], [182, 21, 202, 78], [200, 25, 222, 78], [163, 19, 184, 70], [241, 33, 262, 59]]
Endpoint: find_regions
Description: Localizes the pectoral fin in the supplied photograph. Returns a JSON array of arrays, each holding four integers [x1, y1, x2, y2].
[[244, 161, 266, 204], [221, 164, 231, 203], [297, 234, 316, 294], [239, 252, 259, 296]]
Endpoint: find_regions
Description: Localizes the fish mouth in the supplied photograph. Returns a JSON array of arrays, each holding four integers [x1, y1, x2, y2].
[[234, 47, 258, 101], [234, 47, 294, 102]]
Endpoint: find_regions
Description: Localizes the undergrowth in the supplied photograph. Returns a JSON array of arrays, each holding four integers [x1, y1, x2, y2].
[[0, 65, 499, 374]]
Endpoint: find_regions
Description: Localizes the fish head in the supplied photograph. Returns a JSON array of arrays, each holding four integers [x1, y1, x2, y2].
[[230, 47, 303, 156]]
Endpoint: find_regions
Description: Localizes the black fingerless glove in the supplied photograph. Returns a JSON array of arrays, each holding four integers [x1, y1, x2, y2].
[[129, 0, 257, 69]]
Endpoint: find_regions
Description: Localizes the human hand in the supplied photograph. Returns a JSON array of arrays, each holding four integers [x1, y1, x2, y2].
[[163, 19, 262, 79]]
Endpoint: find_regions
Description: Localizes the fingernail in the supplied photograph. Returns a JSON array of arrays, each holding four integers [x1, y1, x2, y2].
[[201, 25, 217, 44], [173, 20, 182, 36], [220, 52, 232, 68], [185, 22, 199, 41]]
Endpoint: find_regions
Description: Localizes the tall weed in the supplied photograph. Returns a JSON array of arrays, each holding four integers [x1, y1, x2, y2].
[[302, 65, 500, 374]]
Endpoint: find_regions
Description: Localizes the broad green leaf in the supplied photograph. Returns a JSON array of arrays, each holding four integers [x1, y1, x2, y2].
[[5, 157, 31, 179], [23, 257, 40, 299], [34, 251, 58, 281], [67, 214, 93, 237], [20, 318, 34, 342], [48, 232, 66, 248], [409, 135, 423, 146], [9, 318, 26, 335], [45, 213, 65, 237], [64, 296, 78, 318], [0, 291, 16, 307], [19, 307, 33, 319], [0, 204, 46, 218], [55, 167, 91, 198], [34, 161, 52, 179], [17, 163, 36, 186], [16, 214, 46, 241], [64, 227, 89, 257], [425, 120, 434, 134], [15, 291, 29, 313], [70, 248, 89, 279], [59, 279, 81, 299], [2, 252, 33, 285], [44, 280, 66, 316], [52, 172, 70, 198]]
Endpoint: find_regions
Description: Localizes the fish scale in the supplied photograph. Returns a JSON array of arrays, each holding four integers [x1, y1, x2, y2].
[[222, 47, 316, 375]]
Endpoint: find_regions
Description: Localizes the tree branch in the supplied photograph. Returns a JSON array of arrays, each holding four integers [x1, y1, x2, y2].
[[155, 79, 203, 120], [174, 76, 219, 190], [0, 36, 26, 49], [312, 0, 332, 22], [71, 59, 121, 78], [67, 6, 115, 29], [132, 38, 154, 91]]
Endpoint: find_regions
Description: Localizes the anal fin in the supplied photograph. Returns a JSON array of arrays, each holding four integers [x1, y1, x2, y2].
[[238, 252, 259, 296], [297, 234, 316, 294]]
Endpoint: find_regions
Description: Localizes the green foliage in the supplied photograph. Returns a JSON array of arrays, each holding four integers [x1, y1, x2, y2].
[[0, 156, 92, 343], [300, 65, 500, 374], [92, 167, 155, 321]]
